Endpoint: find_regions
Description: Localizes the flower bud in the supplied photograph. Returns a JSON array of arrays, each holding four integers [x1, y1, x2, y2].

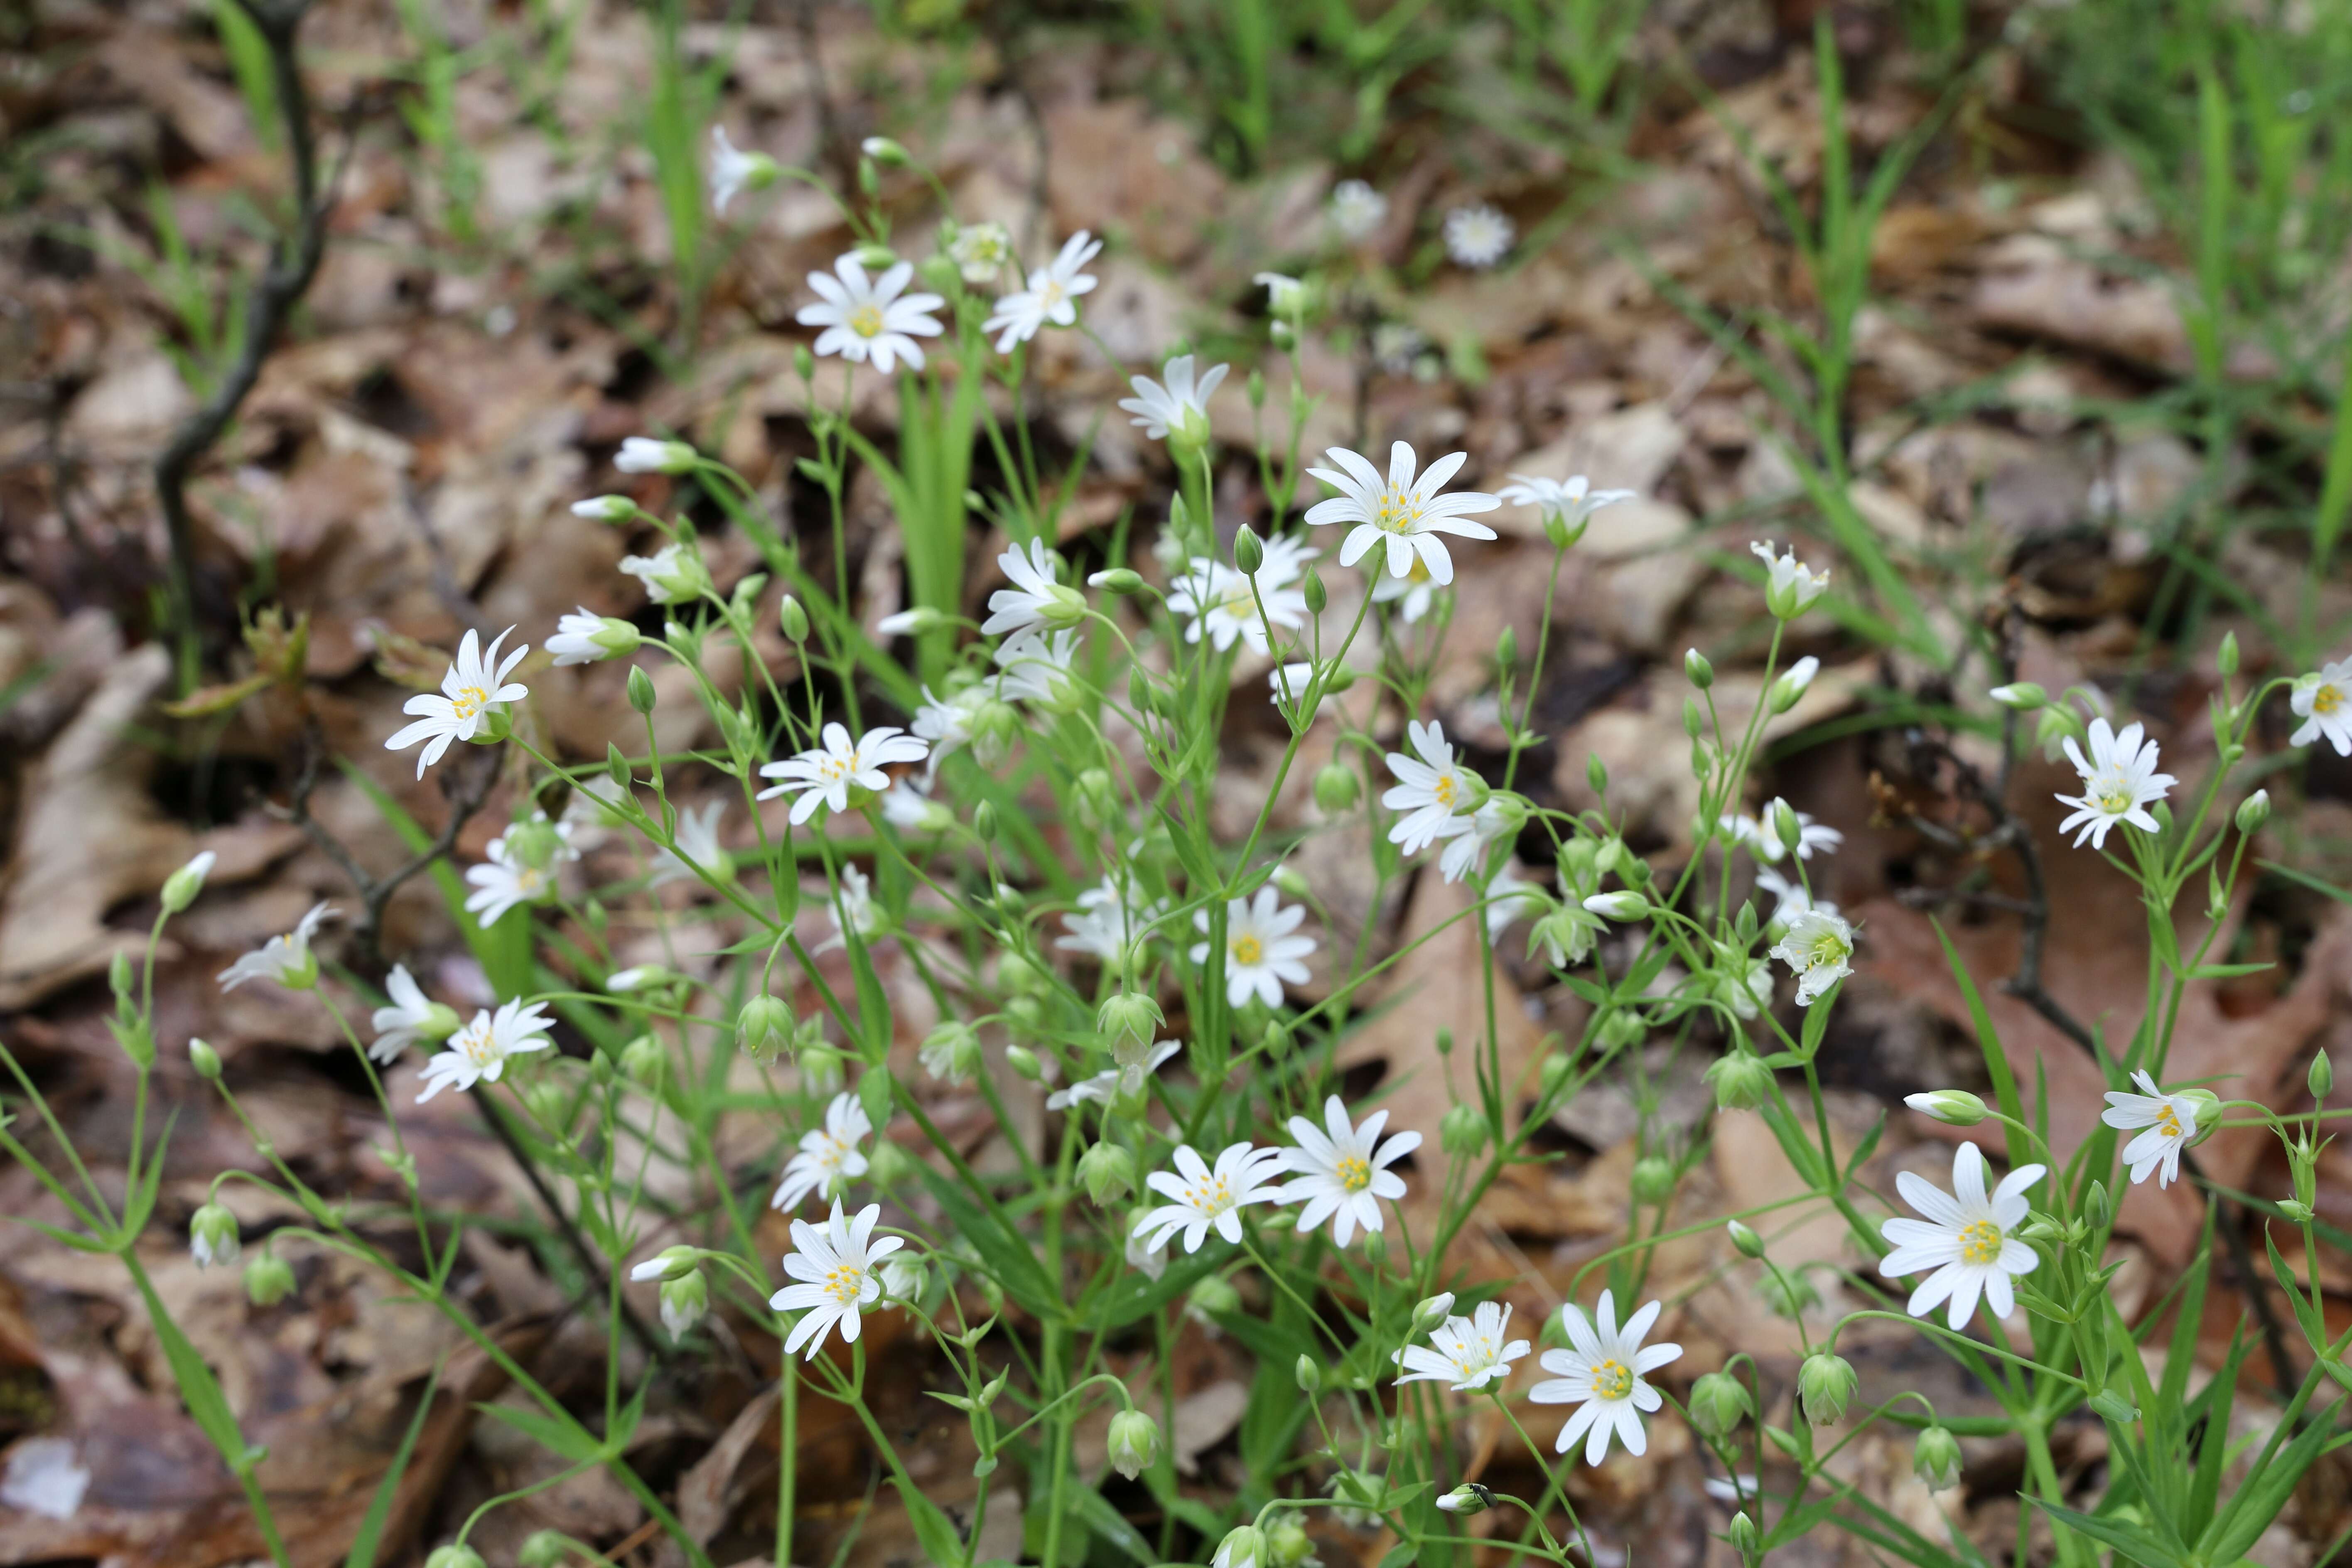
[[1437, 1484, 1492, 1514], [2279, 1197, 2315, 1222], [1411, 1292, 1456, 1334], [1302, 567, 1327, 615], [1598, 1009, 1645, 1050], [1688, 1370, 1754, 1438], [1232, 525, 1264, 576], [778, 594, 809, 644], [1989, 683, 2045, 711], [572, 494, 635, 521], [1004, 1043, 1044, 1082], [1798, 1352, 1856, 1426], [1186, 1274, 1241, 1319], [613, 436, 697, 475], [1904, 1090, 1989, 1126], [1769, 656, 1820, 714], [519, 1530, 570, 1568], [1312, 761, 1361, 813], [1582, 890, 1649, 922], [2178, 1087, 2223, 1139], [162, 849, 216, 913], [737, 994, 792, 1057], [1726, 1512, 1759, 1555], [658, 1269, 708, 1339], [1079, 1141, 1136, 1205], [426, 1549, 488, 1568], [1213, 1526, 1264, 1568], [1295, 1353, 1321, 1393], [1706, 1053, 1773, 1112], [1440, 1100, 1488, 1156], [1684, 696, 1706, 739], [626, 664, 658, 714], [189, 1038, 223, 1081], [2237, 789, 2271, 834], [1098, 991, 1164, 1042], [1726, 1219, 1765, 1259], [621, 1033, 666, 1083], [1106, 1408, 1161, 1480], [2312, 1049, 2335, 1100], [2218, 630, 2239, 677], [1630, 1155, 1675, 1205], [1685, 647, 1714, 690], [1913, 1424, 1963, 1490], [189, 1202, 241, 1267], [244, 1252, 296, 1307], [2087, 1388, 2138, 1425], [1539, 1049, 1578, 1098], [2084, 1179, 2112, 1232]]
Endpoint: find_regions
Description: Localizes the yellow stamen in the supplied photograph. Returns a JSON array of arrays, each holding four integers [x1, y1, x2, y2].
[[1231, 934, 1264, 965], [822, 1264, 865, 1303], [1335, 1155, 1372, 1192], [1959, 1219, 2004, 1266], [848, 304, 884, 338], [1590, 1356, 1633, 1401]]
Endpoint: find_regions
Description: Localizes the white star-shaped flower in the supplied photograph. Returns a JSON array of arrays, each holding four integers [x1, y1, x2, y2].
[[1327, 179, 1387, 240], [1497, 473, 1635, 534], [982, 538, 1081, 638], [2291, 657, 2352, 755], [797, 253, 946, 375], [1276, 1095, 1420, 1245], [1878, 1142, 2045, 1329], [771, 1200, 903, 1359], [2100, 1070, 2202, 1188], [1117, 353, 1228, 441], [384, 628, 529, 778], [416, 998, 555, 1101], [1529, 1291, 1682, 1465], [1132, 1142, 1286, 1254], [2056, 718, 2175, 850], [1443, 204, 1514, 267], [982, 231, 1102, 353], [1305, 441, 1499, 584], [1046, 1040, 1180, 1111], [772, 1091, 872, 1212], [756, 722, 929, 823], [217, 901, 333, 991], [1381, 719, 1478, 855], [1768, 908, 1855, 1006], [1394, 1301, 1527, 1391], [1188, 886, 1316, 1009]]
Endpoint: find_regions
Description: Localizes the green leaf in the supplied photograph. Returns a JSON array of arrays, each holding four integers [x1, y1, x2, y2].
[[474, 1399, 609, 1464], [128, 1259, 252, 1471], [1931, 918, 2029, 1171], [346, 1361, 444, 1568], [1064, 1484, 1153, 1565], [2028, 1497, 2189, 1568], [911, 1163, 1057, 1318], [897, 1474, 970, 1567]]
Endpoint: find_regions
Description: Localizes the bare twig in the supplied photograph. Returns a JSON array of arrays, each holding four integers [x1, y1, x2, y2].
[[152, 0, 328, 681]]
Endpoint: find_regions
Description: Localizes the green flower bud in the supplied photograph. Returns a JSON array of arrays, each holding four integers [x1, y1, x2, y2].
[[425, 1547, 488, 1568], [621, 1033, 666, 1083], [1726, 1219, 1765, 1259], [1904, 1090, 1989, 1126], [1797, 1352, 1856, 1426], [1295, 1353, 1321, 1393], [778, 594, 809, 643], [1768, 656, 1819, 714], [1989, 682, 2046, 711], [1312, 761, 1361, 813], [161, 849, 216, 914], [1266, 1517, 1313, 1566], [2084, 1179, 2112, 1231], [2237, 789, 2271, 835], [2311, 1049, 2334, 1100], [1411, 1292, 1457, 1334], [1097, 991, 1164, 1042], [1105, 1408, 1161, 1480], [1186, 1274, 1241, 1319], [1437, 1483, 1492, 1515], [519, 1530, 571, 1568], [658, 1269, 708, 1339], [1630, 1155, 1676, 1205], [1598, 1008, 1645, 1050], [2278, 1197, 2315, 1222], [737, 994, 793, 1056], [1684, 695, 1706, 739], [1440, 1100, 1488, 1157], [626, 665, 658, 714], [1584, 751, 1608, 797], [1583, 890, 1648, 922], [1233, 525, 1264, 576], [1213, 1526, 1264, 1568], [189, 1202, 241, 1267], [1539, 1049, 1579, 1098], [244, 1252, 296, 1307], [1687, 1370, 1754, 1438], [1004, 1043, 1044, 1082], [1302, 566, 1327, 615], [110, 949, 134, 1000], [189, 1038, 223, 1081], [1913, 1424, 1963, 1490], [1706, 1052, 1773, 1112], [1685, 647, 1714, 690], [2217, 630, 2239, 677], [1726, 1511, 1759, 1555], [1078, 1141, 1135, 1205], [2179, 1087, 2223, 1139]]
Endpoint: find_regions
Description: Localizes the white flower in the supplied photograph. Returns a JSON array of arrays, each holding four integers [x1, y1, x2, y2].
[[547, 607, 630, 666], [1755, 867, 1835, 926], [2101, 1070, 2202, 1188], [1740, 807, 1843, 863], [771, 1200, 903, 1359], [1483, 861, 1547, 942], [565, 773, 632, 834], [1132, 1142, 1286, 1254], [911, 680, 989, 772], [651, 801, 729, 887], [1878, 1142, 2045, 1329], [1438, 798, 1515, 884], [1750, 540, 1830, 618], [1443, 203, 1513, 267], [2291, 657, 2352, 755], [1277, 1095, 1420, 1246], [217, 901, 333, 991], [1497, 473, 1635, 534], [815, 864, 879, 954], [1125, 1224, 1169, 1279], [464, 835, 560, 928], [1327, 178, 1387, 240], [1046, 1040, 1180, 1110], [618, 541, 709, 604], [369, 963, 452, 1064], [1189, 887, 1316, 1009], [1382, 719, 1478, 855], [949, 221, 1013, 284], [1768, 909, 1855, 1006], [1168, 553, 1312, 655], [756, 722, 929, 823], [0, 1436, 89, 1520], [1529, 1291, 1682, 1465], [1119, 353, 1228, 442], [1056, 876, 1166, 961], [1394, 1301, 1528, 1391], [1305, 441, 1499, 584], [2056, 718, 2175, 850], [1255, 271, 1307, 314], [772, 1091, 872, 1211], [982, 538, 1081, 638], [416, 998, 555, 1101], [708, 126, 774, 213], [614, 436, 696, 474], [384, 628, 529, 778], [606, 965, 667, 992], [982, 231, 1102, 352], [797, 253, 946, 375], [1369, 552, 1441, 622], [882, 780, 946, 830], [994, 627, 1084, 708]]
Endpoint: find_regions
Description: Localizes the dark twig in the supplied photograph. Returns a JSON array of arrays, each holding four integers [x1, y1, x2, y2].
[[152, 0, 328, 682]]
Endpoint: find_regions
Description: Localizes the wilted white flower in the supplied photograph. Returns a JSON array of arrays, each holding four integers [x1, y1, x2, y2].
[[463, 834, 560, 928], [1437, 798, 1515, 885], [771, 1200, 902, 1359], [2291, 657, 2352, 755], [948, 221, 1013, 284], [1118, 353, 1228, 442], [1133, 1142, 1286, 1253], [994, 627, 1084, 708], [1306, 441, 1500, 584], [815, 864, 879, 954], [1046, 1040, 1180, 1111], [1878, 1142, 2045, 1329], [1189, 887, 1316, 1009], [1276, 1095, 1420, 1246], [1768, 909, 1855, 1006], [384, 628, 529, 778], [417, 999, 555, 1101], [1327, 179, 1388, 240], [1443, 203, 1514, 267], [547, 608, 636, 666], [218, 901, 333, 992], [772, 1091, 872, 1211], [1529, 1292, 1682, 1465], [370, 963, 459, 1064], [1056, 876, 1166, 962], [797, 253, 946, 375], [983, 231, 1102, 353], [1394, 1301, 1527, 1391], [618, 542, 710, 605], [2056, 718, 2175, 850], [756, 722, 929, 823], [2101, 1070, 2204, 1188]]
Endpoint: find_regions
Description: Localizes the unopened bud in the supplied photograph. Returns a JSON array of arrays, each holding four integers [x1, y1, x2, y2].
[[1106, 1409, 1161, 1480], [2312, 1050, 2335, 1100], [2218, 631, 2240, 677], [658, 1269, 708, 1339], [626, 665, 657, 714], [1411, 1293, 1456, 1333], [162, 849, 217, 913], [1706, 1053, 1773, 1112], [1586, 753, 1608, 797], [1078, 1141, 1135, 1205], [1440, 1100, 1488, 1156], [1726, 1512, 1759, 1555], [189, 1038, 223, 1081], [1685, 648, 1714, 690], [1684, 696, 1705, 739], [1798, 1352, 1856, 1426], [1913, 1424, 1963, 1490], [244, 1251, 296, 1307], [1313, 761, 1361, 813], [1186, 1274, 1241, 1318], [621, 1033, 666, 1083], [425, 1550, 488, 1568], [1726, 1219, 1765, 1259], [519, 1531, 570, 1568], [1295, 1353, 1320, 1393], [1437, 1484, 1492, 1515], [778, 594, 809, 643], [1630, 1155, 1675, 1205], [2237, 790, 2271, 834], [1989, 682, 2046, 711], [1687, 1370, 1753, 1437], [1302, 567, 1327, 615], [1583, 890, 1649, 922], [1213, 1526, 1264, 1568], [1093, 567, 1144, 595], [1904, 1090, 1989, 1126], [1769, 656, 1820, 714], [1233, 526, 1264, 576], [1004, 1044, 1044, 1082]]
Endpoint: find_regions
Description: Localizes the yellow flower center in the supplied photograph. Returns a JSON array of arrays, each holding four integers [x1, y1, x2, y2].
[[1373, 486, 1423, 535], [2156, 1105, 2183, 1139], [449, 685, 490, 722], [2318, 684, 2343, 715], [822, 1263, 866, 1304], [456, 1021, 498, 1067], [818, 749, 863, 783], [2092, 774, 2134, 815], [1036, 278, 1067, 311], [848, 304, 885, 338], [1336, 1155, 1372, 1192], [1959, 1219, 2005, 1266], [1590, 1357, 1633, 1401], [1804, 934, 1845, 970], [1430, 774, 1457, 808], [1230, 933, 1264, 966], [1449, 1335, 1499, 1379], [1187, 1175, 1234, 1213]]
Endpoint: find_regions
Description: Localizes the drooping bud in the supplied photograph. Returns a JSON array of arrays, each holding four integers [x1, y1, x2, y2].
[[658, 1270, 708, 1339], [1798, 1352, 1856, 1426], [1687, 1370, 1754, 1437], [1212, 1526, 1264, 1568], [1706, 1053, 1773, 1112], [519, 1530, 570, 1568], [425, 1548, 488, 1568], [1903, 1090, 1989, 1126], [1106, 1409, 1161, 1480], [621, 1033, 666, 1083], [1989, 682, 2046, 711], [189, 1202, 241, 1268], [244, 1252, 296, 1307], [1004, 1044, 1044, 1082], [1098, 991, 1164, 1042], [1312, 761, 1361, 813], [1437, 1484, 1493, 1514], [1630, 1156, 1675, 1205], [1726, 1219, 1766, 1259], [1440, 1101, 1488, 1156], [1913, 1424, 1963, 1490], [1583, 890, 1649, 922], [1186, 1274, 1241, 1320], [1078, 1141, 1136, 1205]]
